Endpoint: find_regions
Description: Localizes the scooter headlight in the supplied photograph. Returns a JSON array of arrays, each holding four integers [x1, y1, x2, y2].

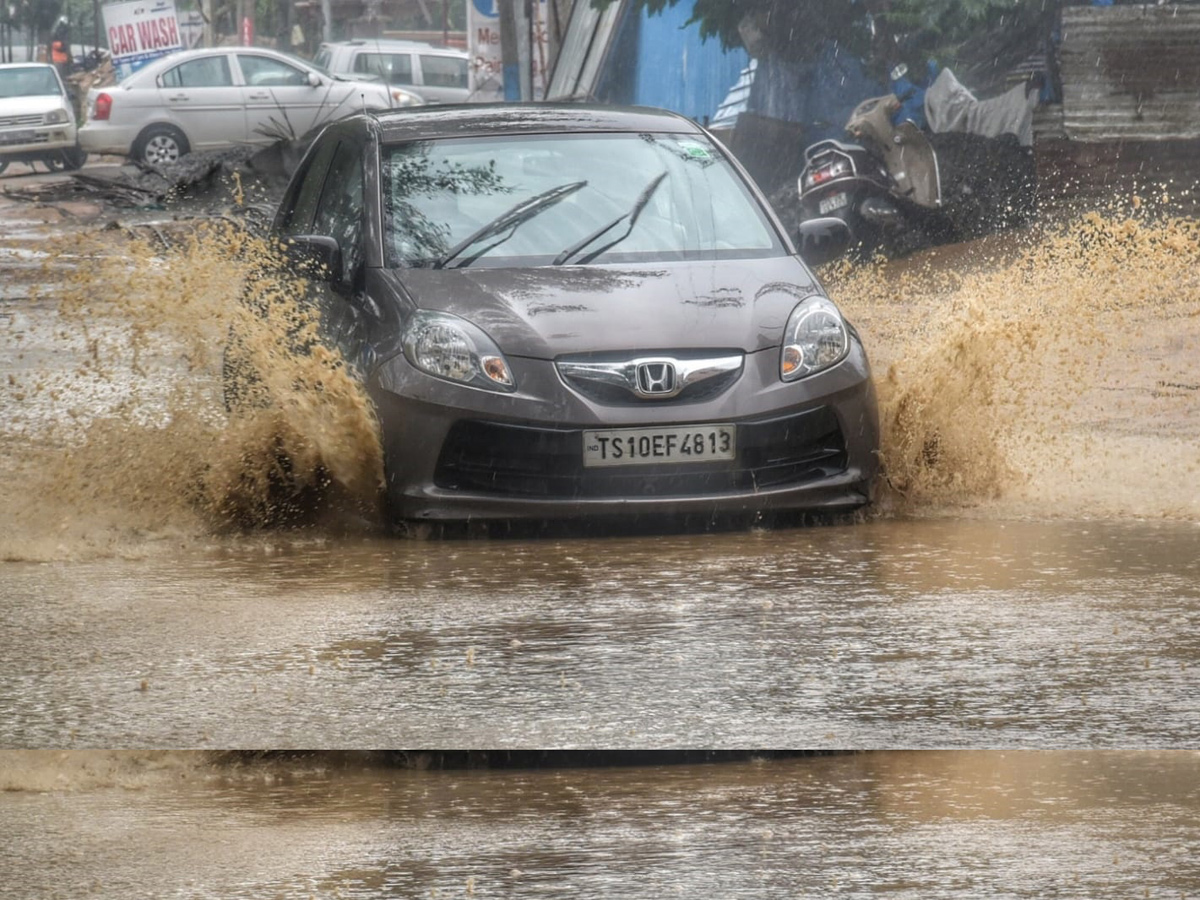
[[780, 296, 849, 381], [401, 310, 515, 391]]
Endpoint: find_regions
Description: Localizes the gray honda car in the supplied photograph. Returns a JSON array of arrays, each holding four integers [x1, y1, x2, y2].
[[259, 104, 879, 526]]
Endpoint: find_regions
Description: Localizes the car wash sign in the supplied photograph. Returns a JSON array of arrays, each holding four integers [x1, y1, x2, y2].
[[103, 0, 183, 80]]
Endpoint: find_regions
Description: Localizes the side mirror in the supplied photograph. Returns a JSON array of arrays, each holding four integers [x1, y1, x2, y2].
[[307, 70, 322, 87], [285, 234, 343, 284], [796, 217, 853, 267]]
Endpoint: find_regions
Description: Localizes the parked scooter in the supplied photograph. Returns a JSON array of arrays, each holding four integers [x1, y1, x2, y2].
[[798, 68, 1039, 258]]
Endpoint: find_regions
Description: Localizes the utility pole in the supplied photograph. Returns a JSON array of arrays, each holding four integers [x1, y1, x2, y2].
[[320, 0, 332, 42], [497, 0, 519, 101], [200, 0, 214, 46], [280, 0, 289, 51]]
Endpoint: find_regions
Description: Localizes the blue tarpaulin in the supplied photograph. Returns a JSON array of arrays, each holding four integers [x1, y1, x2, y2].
[[598, 1, 749, 122], [748, 41, 882, 143]]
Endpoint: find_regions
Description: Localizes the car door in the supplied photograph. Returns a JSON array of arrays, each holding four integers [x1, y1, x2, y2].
[[415, 53, 471, 104], [295, 136, 373, 373], [236, 53, 328, 144], [156, 53, 245, 149]]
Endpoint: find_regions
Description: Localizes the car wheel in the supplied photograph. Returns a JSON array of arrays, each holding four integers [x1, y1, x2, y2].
[[134, 125, 189, 166], [60, 145, 88, 171], [44, 154, 67, 172]]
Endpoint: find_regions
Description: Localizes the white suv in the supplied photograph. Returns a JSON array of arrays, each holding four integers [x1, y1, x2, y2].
[[313, 40, 472, 104], [0, 63, 86, 174]]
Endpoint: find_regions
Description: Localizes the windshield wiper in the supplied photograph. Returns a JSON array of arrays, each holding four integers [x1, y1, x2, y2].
[[551, 171, 669, 267], [434, 180, 588, 269]]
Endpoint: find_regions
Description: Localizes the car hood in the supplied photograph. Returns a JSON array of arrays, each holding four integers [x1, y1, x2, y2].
[[388, 257, 825, 359], [2, 94, 68, 116]]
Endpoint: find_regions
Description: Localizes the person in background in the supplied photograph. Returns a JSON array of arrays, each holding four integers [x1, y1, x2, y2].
[[50, 17, 71, 79]]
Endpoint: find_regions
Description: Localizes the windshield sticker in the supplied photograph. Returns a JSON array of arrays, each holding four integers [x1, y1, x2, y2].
[[680, 142, 712, 160]]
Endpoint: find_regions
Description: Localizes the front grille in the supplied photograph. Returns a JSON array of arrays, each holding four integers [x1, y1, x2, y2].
[[556, 352, 744, 406], [0, 114, 43, 128], [434, 407, 847, 498], [560, 365, 741, 405]]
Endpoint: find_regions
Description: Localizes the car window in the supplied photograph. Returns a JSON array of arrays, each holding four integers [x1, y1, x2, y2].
[[160, 56, 233, 89], [352, 52, 414, 86], [313, 49, 331, 70], [382, 132, 784, 268], [312, 141, 366, 279], [0, 65, 63, 98], [278, 138, 340, 235], [238, 54, 309, 87], [419, 55, 468, 89]]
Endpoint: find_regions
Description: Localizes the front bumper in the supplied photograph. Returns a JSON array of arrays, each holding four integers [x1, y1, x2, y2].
[[370, 342, 880, 523], [0, 124, 77, 158]]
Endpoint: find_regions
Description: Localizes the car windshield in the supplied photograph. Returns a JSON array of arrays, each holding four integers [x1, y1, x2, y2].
[[381, 132, 785, 268], [0, 66, 62, 99]]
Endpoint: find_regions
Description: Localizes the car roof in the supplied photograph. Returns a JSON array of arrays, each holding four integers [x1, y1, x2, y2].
[[370, 103, 703, 142], [324, 39, 466, 53], [123, 46, 309, 82]]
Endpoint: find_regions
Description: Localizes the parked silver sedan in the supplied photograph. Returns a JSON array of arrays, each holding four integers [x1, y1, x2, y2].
[[79, 47, 423, 165]]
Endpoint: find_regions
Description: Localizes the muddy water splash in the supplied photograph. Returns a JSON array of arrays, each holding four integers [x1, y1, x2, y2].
[[829, 202, 1200, 518], [1, 204, 1198, 560], [0, 223, 383, 560]]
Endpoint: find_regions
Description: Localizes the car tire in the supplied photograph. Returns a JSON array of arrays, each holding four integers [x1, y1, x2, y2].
[[60, 145, 88, 171], [134, 125, 190, 166]]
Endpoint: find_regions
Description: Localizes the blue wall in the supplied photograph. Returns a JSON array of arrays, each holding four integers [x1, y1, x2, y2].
[[626, 3, 750, 122], [748, 42, 882, 144]]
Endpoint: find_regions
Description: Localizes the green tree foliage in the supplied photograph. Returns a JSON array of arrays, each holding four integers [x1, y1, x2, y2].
[[3, 0, 64, 44], [591, 0, 1047, 79]]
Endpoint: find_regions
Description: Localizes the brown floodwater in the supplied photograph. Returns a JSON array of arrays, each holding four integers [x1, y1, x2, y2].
[[0, 197, 1198, 747], [3, 751, 1199, 898], [1, 517, 1199, 747]]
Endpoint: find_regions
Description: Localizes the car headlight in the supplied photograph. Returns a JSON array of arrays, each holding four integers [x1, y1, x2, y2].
[[44, 108, 70, 125], [391, 89, 421, 107], [401, 310, 515, 391], [780, 296, 849, 381]]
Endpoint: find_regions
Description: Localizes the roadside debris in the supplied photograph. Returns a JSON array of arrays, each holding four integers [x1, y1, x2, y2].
[[1, 134, 314, 224]]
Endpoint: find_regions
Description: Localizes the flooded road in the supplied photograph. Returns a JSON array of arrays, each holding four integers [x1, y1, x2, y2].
[[3, 751, 1199, 898], [1, 192, 1198, 747], [2, 518, 1198, 747]]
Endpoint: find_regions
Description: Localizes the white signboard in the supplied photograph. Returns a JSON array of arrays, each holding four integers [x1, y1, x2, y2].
[[178, 10, 205, 49], [103, 0, 183, 80], [468, 0, 503, 102], [467, 0, 551, 102]]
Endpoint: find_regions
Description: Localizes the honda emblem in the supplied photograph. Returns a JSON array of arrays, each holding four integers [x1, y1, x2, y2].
[[635, 360, 677, 396]]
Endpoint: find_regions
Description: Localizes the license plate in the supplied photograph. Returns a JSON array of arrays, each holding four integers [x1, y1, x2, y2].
[[818, 191, 849, 215], [0, 130, 36, 146], [582, 424, 735, 468]]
